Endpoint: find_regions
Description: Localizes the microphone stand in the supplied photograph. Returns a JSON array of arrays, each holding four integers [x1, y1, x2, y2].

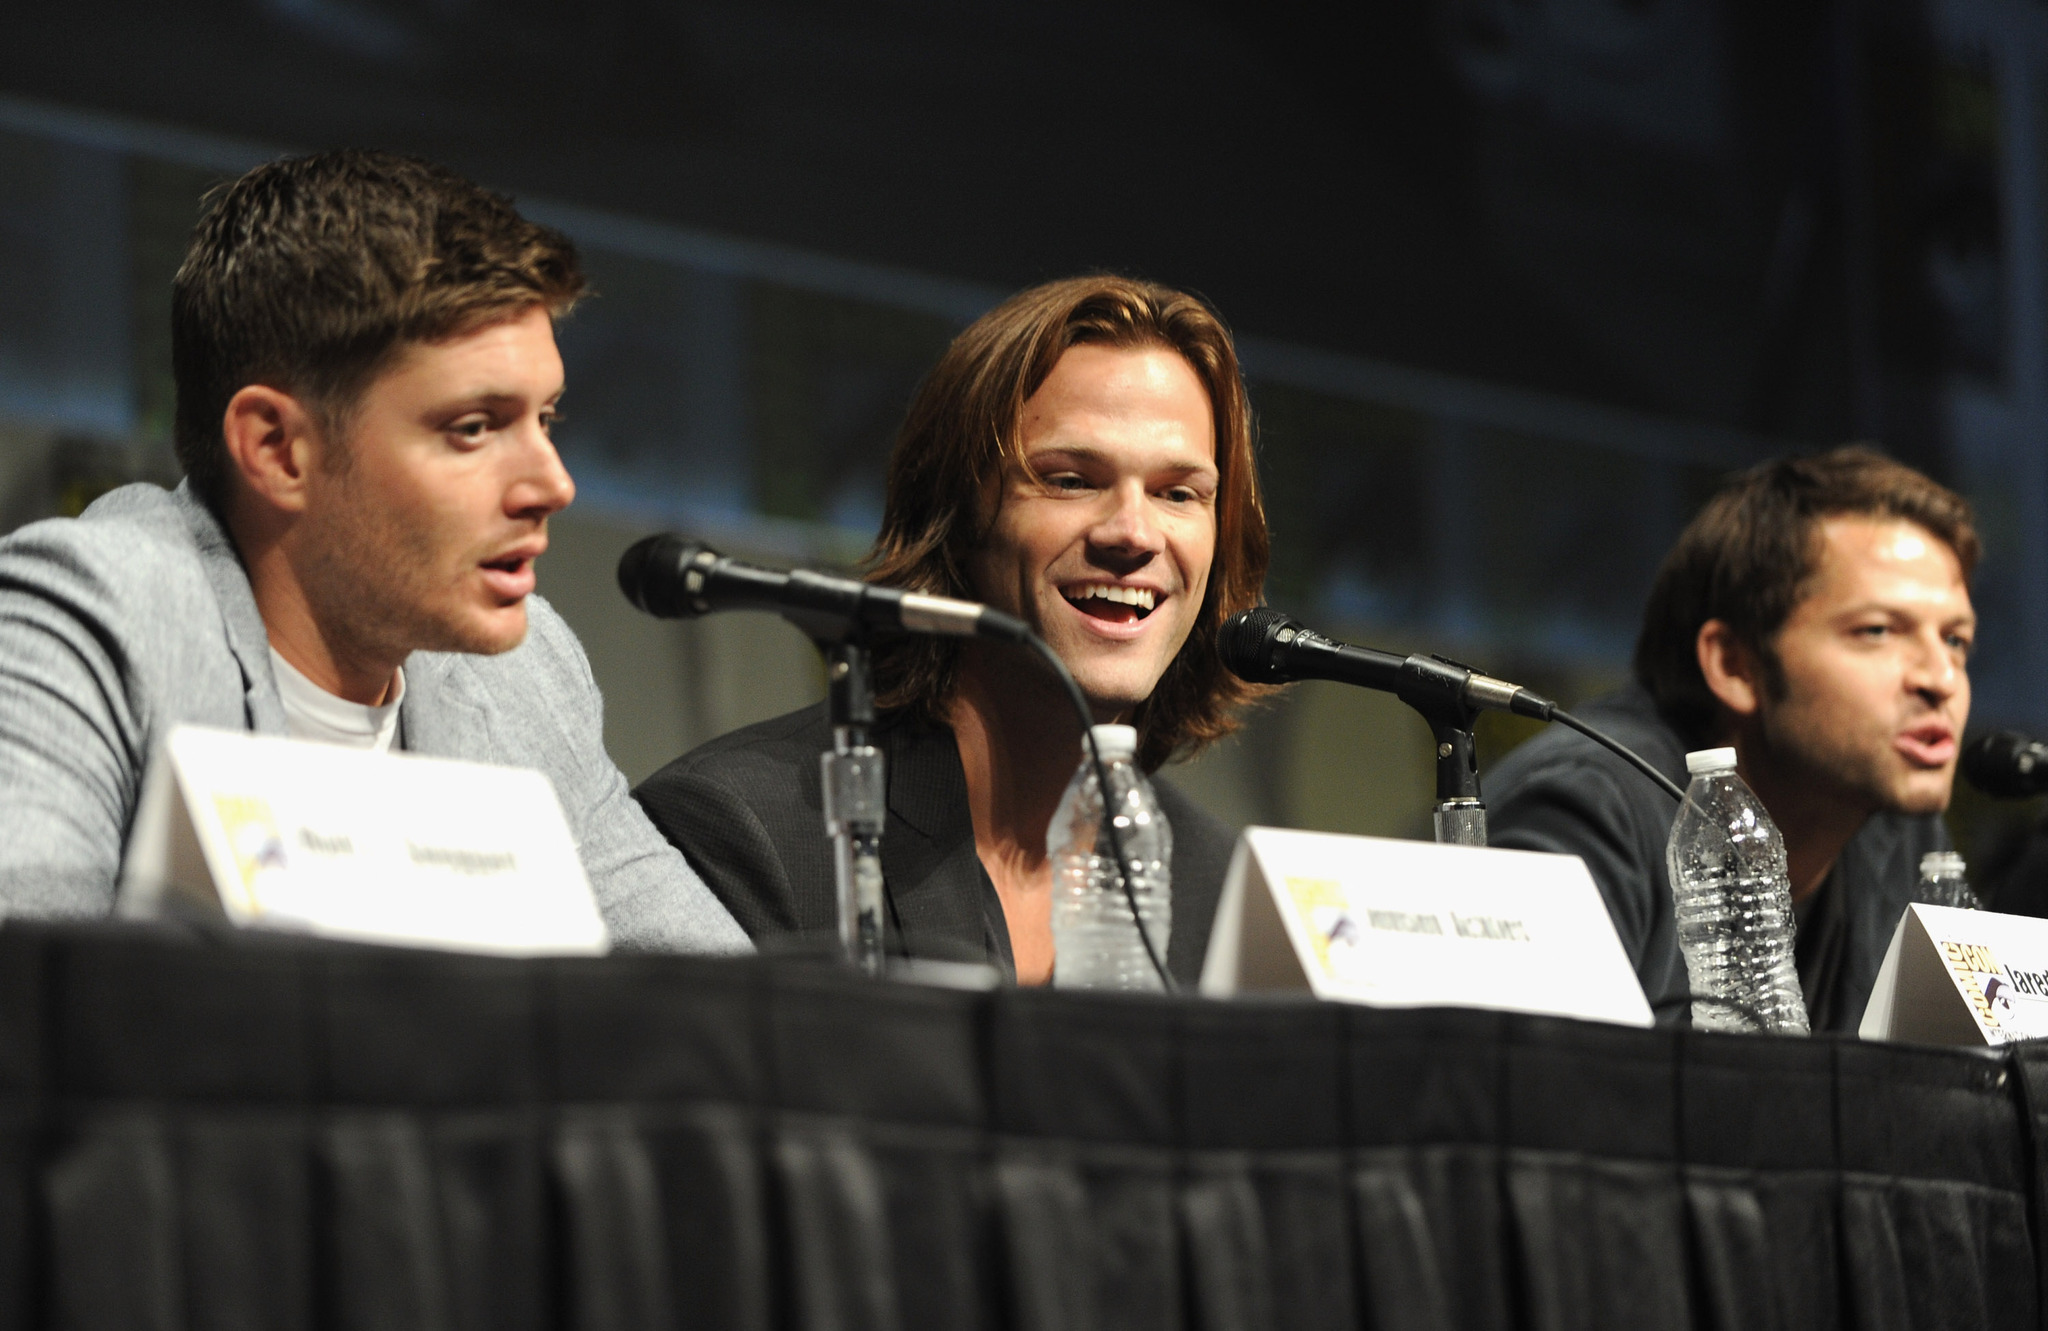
[[1413, 699, 1485, 847], [820, 639, 886, 974]]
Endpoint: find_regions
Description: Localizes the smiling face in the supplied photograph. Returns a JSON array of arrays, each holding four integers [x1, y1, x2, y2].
[[294, 304, 574, 665], [965, 343, 1218, 719], [1752, 515, 1975, 816]]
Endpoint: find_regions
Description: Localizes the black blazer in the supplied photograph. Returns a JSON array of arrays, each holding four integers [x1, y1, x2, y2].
[[632, 703, 1238, 984]]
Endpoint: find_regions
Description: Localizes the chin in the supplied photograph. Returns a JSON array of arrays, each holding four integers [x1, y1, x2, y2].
[[1075, 685, 1153, 723], [1887, 775, 1955, 817], [443, 607, 530, 657], [1064, 652, 1166, 702]]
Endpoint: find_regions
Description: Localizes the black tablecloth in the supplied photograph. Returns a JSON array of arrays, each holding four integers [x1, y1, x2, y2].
[[0, 919, 2042, 1330]]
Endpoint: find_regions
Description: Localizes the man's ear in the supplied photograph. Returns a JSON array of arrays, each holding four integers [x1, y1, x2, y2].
[[1696, 619, 1763, 718], [220, 385, 321, 515]]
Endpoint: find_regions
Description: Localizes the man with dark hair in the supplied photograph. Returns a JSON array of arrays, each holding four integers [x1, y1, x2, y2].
[[634, 275, 1272, 983], [0, 149, 748, 951], [1486, 446, 1977, 1028]]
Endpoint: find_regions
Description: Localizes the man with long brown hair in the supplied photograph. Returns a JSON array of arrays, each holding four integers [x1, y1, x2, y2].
[[636, 275, 1271, 982], [1486, 446, 1977, 1028]]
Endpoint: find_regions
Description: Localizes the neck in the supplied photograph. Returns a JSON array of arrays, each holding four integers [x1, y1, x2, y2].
[[948, 642, 1094, 872], [1722, 718, 1867, 902], [229, 502, 399, 707]]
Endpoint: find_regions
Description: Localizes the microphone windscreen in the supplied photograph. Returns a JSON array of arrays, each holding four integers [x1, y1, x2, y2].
[[616, 534, 715, 619], [1961, 730, 2044, 799], [1218, 606, 1296, 683], [616, 535, 659, 611]]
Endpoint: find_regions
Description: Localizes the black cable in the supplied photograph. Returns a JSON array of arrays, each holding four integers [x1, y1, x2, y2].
[[1549, 707, 1688, 804], [1022, 634, 1178, 993]]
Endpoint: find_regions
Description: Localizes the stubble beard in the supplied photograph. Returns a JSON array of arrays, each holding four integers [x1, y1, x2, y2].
[[300, 484, 524, 670], [1754, 698, 1946, 821]]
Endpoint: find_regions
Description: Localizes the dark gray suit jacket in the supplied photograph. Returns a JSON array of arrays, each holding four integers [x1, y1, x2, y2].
[[0, 481, 748, 952], [633, 704, 1237, 984], [1484, 684, 1946, 1030]]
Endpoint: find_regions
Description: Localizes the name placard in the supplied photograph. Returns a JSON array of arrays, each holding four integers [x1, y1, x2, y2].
[[1199, 827, 1653, 1027], [118, 725, 608, 956], [1859, 904, 2048, 1045]]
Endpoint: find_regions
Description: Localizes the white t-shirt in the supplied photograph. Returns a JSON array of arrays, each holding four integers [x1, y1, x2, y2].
[[269, 647, 405, 752]]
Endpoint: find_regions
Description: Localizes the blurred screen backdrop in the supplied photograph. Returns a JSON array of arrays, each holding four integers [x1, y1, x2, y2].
[[0, 0, 2042, 854]]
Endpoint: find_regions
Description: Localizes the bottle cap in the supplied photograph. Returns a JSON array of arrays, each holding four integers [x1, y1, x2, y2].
[[1684, 747, 1738, 775], [1920, 851, 1966, 876], [1087, 724, 1138, 760]]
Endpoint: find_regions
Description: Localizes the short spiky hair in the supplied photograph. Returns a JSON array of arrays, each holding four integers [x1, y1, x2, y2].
[[171, 149, 585, 512], [865, 274, 1273, 771], [1634, 445, 1980, 737]]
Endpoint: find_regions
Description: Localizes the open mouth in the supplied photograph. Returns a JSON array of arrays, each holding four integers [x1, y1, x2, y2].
[[1062, 582, 1157, 624], [479, 548, 540, 601], [1896, 723, 1957, 767]]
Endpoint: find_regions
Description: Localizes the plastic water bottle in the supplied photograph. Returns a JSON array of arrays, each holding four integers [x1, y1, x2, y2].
[[1048, 724, 1172, 991], [1917, 851, 1980, 910], [1665, 747, 1809, 1034]]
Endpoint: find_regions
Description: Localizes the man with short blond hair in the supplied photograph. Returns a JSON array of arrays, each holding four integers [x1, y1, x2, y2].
[[0, 149, 747, 951]]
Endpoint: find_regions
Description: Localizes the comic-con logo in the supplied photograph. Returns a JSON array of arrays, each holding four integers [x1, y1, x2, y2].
[[1939, 941, 2005, 1030]]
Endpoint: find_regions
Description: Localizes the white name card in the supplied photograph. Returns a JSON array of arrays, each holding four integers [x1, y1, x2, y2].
[[1859, 904, 2048, 1045], [1199, 827, 1653, 1027], [117, 725, 608, 956]]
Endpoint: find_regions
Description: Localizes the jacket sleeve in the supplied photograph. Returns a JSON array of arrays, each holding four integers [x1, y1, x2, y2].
[[0, 524, 151, 918], [521, 600, 752, 955], [634, 757, 807, 943]]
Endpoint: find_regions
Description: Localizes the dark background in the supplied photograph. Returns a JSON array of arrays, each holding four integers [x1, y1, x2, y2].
[[2, 0, 1999, 454], [0, 0, 2040, 848]]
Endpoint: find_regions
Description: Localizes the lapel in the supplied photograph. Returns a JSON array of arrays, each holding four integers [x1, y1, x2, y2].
[[172, 484, 288, 736], [396, 653, 495, 761], [878, 717, 1015, 975]]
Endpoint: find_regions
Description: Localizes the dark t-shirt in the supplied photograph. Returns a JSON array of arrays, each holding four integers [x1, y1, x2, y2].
[[1484, 684, 1948, 1029]]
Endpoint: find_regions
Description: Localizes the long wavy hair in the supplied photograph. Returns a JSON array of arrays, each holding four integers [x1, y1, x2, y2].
[[865, 274, 1273, 771]]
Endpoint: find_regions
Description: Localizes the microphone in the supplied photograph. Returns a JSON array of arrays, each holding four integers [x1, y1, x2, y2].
[[1962, 730, 2048, 798], [617, 534, 1031, 644], [1218, 606, 1557, 721]]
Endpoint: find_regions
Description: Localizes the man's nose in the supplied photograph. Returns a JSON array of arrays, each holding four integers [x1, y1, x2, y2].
[[1906, 630, 1962, 700], [508, 422, 576, 519], [1088, 482, 1165, 558]]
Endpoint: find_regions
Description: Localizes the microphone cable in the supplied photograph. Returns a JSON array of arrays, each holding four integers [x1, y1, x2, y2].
[[1545, 707, 1688, 804], [1020, 633, 1178, 994]]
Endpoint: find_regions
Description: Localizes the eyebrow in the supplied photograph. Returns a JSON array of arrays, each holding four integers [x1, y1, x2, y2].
[[440, 389, 563, 414], [1836, 602, 1978, 627], [1024, 443, 1218, 475]]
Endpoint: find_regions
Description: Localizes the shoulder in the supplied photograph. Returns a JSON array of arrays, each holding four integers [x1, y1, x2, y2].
[[0, 485, 222, 655], [637, 703, 831, 802], [2, 484, 205, 589]]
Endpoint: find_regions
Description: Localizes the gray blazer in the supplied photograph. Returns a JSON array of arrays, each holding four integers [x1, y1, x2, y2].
[[0, 481, 750, 953]]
